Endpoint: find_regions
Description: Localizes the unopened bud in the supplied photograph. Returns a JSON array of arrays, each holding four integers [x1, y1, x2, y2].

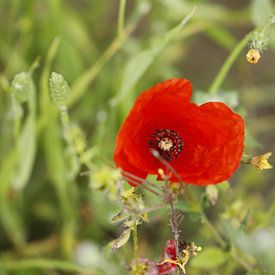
[[246, 48, 261, 64], [49, 72, 70, 107]]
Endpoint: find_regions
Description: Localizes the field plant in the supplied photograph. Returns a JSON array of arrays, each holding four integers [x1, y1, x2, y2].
[[0, 0, 275, 274]]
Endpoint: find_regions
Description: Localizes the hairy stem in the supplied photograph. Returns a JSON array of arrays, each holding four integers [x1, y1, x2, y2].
[[208, 34, 250, 95], [132, 219, 140, 275], [209, 16, 275, 95], [169, 200, 183, 275]]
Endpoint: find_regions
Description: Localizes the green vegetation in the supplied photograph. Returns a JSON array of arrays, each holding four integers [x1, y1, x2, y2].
[[0, 0, 275, 274]]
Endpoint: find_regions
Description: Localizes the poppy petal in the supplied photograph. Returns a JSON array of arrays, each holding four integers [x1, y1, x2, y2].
[[114, 78, 245, 186]]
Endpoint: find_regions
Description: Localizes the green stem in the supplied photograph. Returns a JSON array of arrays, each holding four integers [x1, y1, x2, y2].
[[117, 0, 127, 40], [0, 259, 95, 273], [69, 24, 133, 109], [208, 34, 250, 95], [209, 16, 275, 95], [231, 249, 253, 272], [201, 212, 254, 272], [132, 219, 139, 275], [201, 212, 226, 248]]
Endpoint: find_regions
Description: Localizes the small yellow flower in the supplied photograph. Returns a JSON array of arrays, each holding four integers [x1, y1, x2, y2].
[[246, 48, 261, 64], [250, 152, 273, 170], [159, 242, 202, 274]]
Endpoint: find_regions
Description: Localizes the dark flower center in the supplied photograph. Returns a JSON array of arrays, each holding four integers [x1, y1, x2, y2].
[[148, 129, 184, 161]]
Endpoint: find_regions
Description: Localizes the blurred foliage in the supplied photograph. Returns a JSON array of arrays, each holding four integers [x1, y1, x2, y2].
[[0, 0, 275, 274]]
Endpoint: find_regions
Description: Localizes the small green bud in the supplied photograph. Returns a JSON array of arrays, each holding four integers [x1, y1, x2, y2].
[[11, 72, 31, 103], [206, 185, 218, 205], [49, 72, 70, 106]]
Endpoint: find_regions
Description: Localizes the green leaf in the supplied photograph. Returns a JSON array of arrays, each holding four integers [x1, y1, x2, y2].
[[0, 151, 26, 249], [110, 7, 195, 106], [251, 0, 273, 27], [12, 72, 37, 190], [191, 247, 229, 269], [12, 118, 36, 190], [108, 228, 131, 250]]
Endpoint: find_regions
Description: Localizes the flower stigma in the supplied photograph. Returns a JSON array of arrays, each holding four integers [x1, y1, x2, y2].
[[149, 129, 183, 161], [158, 137, 173, 151]]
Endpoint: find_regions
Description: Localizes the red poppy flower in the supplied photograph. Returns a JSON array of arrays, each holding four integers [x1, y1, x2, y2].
[[157, 240, 177, 274], [114, 78, 245, 185]]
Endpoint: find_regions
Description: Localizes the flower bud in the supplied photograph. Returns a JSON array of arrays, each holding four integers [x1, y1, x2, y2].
[[49, 72, 70, 107], [250, 152, 273, 170], [246, 48, 261, 64]]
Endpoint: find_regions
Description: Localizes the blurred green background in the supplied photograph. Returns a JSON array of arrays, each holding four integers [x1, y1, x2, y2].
[[0, 0, 275, 274]]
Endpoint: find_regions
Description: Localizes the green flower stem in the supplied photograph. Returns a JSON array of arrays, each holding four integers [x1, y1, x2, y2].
[[201, 212, 226, 248], [117, 0, 127, 40], [209, 16, 274, 95], [0, 259, 95, 273], [132, 219, 140, 275], [60, 106, 77, 161], [262, 17, 274, 33], [208, 34, 250, 95], [201, 212, 254, 272], [231, 249, 253, 272]]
